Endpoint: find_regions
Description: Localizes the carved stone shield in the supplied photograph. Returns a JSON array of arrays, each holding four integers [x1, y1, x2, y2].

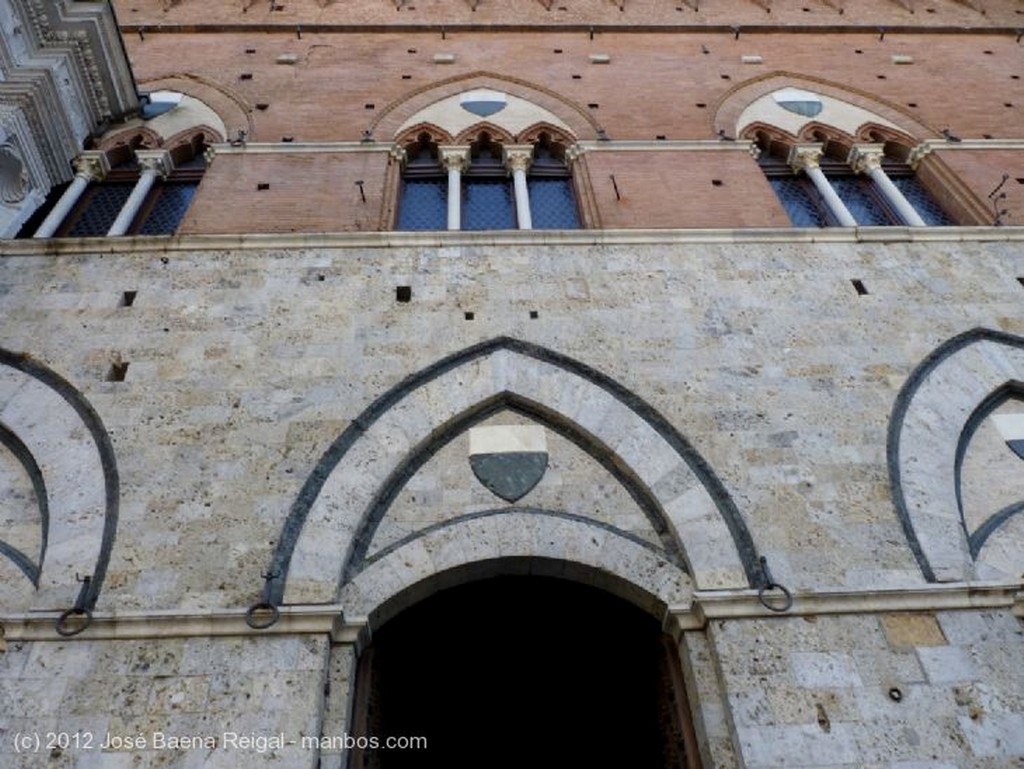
[[468, 425, 548, 503], [991, 413, 1024, 461]]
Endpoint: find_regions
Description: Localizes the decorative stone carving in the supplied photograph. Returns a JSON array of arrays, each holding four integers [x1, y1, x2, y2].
[[439, 145, 471, 173], [907, 142, 933, 171], [72, 151, 110, 182], [502, 145, 534, 174], [847, 143, 886, 174], [135, 149, 175, 180], [0, 145, 28, 205], [787, 143, 823, 174]]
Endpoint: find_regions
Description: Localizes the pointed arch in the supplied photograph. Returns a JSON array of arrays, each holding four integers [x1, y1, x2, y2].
[[517, 121, 576, 148], [714, 71, 938, 142], [454, 121, 516, 146], [137, 74, 250, 140], [268, 338, 760, 606], [367, 71, 601, 141], [889, 328, 1024, 582], [0, 422, 48, 585], [395, 122, 456, 147], [341, 391, 690, 583], [0, 349, 119, 611], [95, 127, 163, 155]]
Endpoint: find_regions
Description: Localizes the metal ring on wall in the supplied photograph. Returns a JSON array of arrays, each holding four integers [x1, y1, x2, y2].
[[55, 607, 94, 637], [757, 582, 794, 613], [245, 602, 280, 630]]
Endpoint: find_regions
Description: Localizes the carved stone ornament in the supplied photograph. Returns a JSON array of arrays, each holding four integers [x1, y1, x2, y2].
[[0, 145, 29, 205], [847, 144, 886, 175]]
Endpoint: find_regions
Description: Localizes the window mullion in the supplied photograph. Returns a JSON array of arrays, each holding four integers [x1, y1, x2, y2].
[[848, 144, 927, 227]]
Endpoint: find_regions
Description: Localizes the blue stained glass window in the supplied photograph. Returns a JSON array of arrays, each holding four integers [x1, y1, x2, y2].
[[398, 179, 447, 230], [67, 185, 133, 236], [463, 179, 515, 230], [139, 183, 197, 235], [890, 176, 953, 226], [830, 177, 891, 226], [769, 177, 826, 228], [528, 178, 580, 229]]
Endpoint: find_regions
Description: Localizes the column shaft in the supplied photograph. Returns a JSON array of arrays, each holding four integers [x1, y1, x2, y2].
[[511, 167, 532, 230], [866, 166, 927, 226], [446, 166, 461, 231], [804, 166, 858, 227], [107, 169, 158, 236], [33, 175, 90, 238]]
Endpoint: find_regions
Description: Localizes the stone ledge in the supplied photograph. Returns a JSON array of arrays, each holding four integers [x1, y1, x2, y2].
[[668, 580, 1024, 634], [4, 225, 1024, 257], [3, 582, 1019, 642]]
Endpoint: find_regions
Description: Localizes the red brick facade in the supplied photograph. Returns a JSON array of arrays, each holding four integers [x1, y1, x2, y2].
[[110, 0, 1023, 231]]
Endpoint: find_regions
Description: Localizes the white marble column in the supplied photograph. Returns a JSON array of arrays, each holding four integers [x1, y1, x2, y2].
[[503, 145, 534, 230], [848, 144, 927, 227], [106, 150, 173, 236], [439, 146, 471, 231], [788, 144, 857, 227], [33, 152, 110, 238]]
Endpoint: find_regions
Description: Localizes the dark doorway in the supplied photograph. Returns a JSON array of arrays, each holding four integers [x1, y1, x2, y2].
[[352, 575, 696, 769]]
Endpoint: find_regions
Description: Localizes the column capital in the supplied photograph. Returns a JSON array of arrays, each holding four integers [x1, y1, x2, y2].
[[907, 142, 933, 171], [438, 145, 471, 173], [847, 143, 886, 174], [787, 143, 824, 174], [388, 145, 408, 165], [135, 149, 174, 179], [502, 145, 534, 174], [564, 144, 586, 165], [72, 151, 110, 181]]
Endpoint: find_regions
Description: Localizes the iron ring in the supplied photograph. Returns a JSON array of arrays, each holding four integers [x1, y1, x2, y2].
[[757, 582, 793, 613], [245, 602, 280, 630], [55, 607, 93, 637]]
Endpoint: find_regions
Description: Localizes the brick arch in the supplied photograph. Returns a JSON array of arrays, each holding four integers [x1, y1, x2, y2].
[[95, 127, 163, 156], [395, 122, 455, 147], [889, 328, 1024, 583], [268, 338, 760, 606], [516, 121, 576, 147], [742, 121, 799, 159], [714, 71, 938, 142], [795, 121, 858, 159], [138, 74, 252, 140], [367, 71, 601, 142], [163, 126, 222, 164], [855, 122, 921, 161], [454, 121, 517, 146]]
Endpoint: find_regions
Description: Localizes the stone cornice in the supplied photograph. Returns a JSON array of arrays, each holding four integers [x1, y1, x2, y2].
[[6, 225, 1024, 256], [206, 140, 759, 159], [1, 581, 1019, 642], [922, 139, 1024, 152], [115, 23, 1024, 37], [204, 138, 1024, 165]]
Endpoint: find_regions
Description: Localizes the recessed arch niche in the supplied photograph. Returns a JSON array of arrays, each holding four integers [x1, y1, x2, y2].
[[269, 338, 760, 612], [890, 328, 1024, 582]]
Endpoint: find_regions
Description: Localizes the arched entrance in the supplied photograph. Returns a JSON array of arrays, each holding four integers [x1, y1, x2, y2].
[[350, 575, 699, 769]]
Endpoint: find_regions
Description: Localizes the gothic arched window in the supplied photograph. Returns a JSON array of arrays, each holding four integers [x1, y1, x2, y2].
[[396, 130, 580, 231]]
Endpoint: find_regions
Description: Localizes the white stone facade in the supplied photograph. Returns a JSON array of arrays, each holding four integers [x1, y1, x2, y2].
[[0, 231, 1022, 767]]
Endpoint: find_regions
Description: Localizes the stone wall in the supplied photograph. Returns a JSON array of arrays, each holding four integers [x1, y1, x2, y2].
[[0, 232, 1022, 766]]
